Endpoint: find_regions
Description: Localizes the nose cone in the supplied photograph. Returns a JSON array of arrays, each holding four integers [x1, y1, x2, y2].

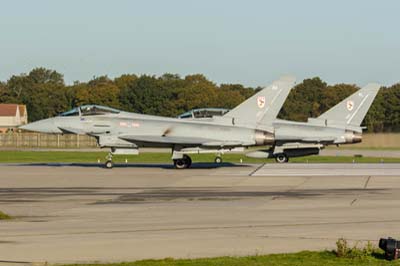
[[19, 118, 62, 134]]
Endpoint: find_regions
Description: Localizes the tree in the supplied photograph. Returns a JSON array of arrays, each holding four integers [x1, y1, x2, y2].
[[5, 68, 68, 121], [216, 84, 255, 109], [73, 76, 121, 108], [0, 82, 15, 103], [320, 84, 358, 113], [120, 75, 171, 115], [382, 84, 400, 131], [28, 67, 64, 85], [364, 88, 386, 132], [114, 74, 137, 91], [279, 77, 327, 121]]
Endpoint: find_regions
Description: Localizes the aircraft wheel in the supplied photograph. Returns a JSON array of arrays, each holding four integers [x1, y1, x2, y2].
[[105, 160, 114, 169], [275, 154, 289, 163], [183, 155, 192, 168], [214, 156, 223, 164], [174, 155, 192, 169], [174, 159, 188, 169]]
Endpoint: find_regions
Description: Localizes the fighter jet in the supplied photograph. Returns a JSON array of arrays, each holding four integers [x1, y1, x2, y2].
[[20, 76, 296, 168], [246, 83, 381, 162]]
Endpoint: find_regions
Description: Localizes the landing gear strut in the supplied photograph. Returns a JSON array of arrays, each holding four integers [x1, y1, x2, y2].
[[173, 154, 192, 169], [105, 152, 114, 169], [275, 153, 289, 163]]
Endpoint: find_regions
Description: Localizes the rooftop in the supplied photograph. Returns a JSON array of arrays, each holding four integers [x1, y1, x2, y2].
[[0, 104, 24, 117]]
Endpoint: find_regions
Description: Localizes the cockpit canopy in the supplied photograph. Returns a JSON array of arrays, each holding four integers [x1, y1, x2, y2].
[[178, 108, 230, 119], [60, 105, 121, 117]]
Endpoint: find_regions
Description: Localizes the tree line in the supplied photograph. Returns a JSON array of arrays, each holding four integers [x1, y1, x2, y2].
[[0, 68, 399, 132]]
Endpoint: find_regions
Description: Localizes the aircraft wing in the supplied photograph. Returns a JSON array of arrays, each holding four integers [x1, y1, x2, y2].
[[119, 135, 251, 147]]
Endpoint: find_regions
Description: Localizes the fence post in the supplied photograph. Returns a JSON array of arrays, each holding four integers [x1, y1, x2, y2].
[[77, 134, 80, 148]]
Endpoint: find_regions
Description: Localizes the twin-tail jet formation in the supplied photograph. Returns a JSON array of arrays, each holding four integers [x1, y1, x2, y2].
[[21, 76, 380, 169]]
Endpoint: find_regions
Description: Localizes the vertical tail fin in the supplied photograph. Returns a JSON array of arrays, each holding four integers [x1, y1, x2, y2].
[[224, 76, 296, 126], [318, 83, 381, 126]]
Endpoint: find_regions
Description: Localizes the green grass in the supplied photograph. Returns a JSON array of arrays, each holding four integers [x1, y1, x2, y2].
[[290, 155, 400, 163], [0, 211, 12, 220], [326, 146, 400, 151], [61, 251, 400, 266], [0, 151, 399, 164]]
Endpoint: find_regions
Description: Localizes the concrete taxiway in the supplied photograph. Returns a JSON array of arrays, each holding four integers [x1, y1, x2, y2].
[[1, 163, 400, 265]]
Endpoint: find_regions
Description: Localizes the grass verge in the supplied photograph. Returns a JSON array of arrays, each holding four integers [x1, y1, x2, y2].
[[0, 151, 399, 164], [326, 146, 400, 150], [60, 250, 400, 266]]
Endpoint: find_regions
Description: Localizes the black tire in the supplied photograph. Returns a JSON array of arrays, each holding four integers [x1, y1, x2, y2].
[[183, 155, 192, 168], [105, 160, 114, 169], [174, 159, 187, 169], [214, 156, 223, 164], [275, 154, 289, 163]]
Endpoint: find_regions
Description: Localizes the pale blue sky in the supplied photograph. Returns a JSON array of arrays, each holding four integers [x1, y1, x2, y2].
[[0, 0, 399, 87]]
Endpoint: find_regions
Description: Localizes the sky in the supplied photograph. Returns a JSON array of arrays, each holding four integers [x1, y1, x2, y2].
[[0, 0, 399, 87]]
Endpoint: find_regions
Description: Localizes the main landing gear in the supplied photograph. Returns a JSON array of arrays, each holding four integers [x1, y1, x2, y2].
[[275, 153, 289, 163], [173, 154, 223, 169], [173, 154, 192, 169]]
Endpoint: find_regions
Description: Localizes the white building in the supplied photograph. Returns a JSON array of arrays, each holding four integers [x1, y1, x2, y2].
[[0, 104, 28, 133]]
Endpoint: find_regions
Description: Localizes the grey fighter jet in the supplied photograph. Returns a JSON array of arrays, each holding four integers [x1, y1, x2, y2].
[[20, 76, 296, 168], [246, 83, 381, 162]]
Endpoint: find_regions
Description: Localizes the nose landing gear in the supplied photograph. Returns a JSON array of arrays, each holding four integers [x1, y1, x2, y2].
[[105, 160, 114, 169], [105, 152, 114, 169], [214, 156, 223, 164]]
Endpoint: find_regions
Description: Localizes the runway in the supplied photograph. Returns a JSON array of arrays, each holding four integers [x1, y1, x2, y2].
[[1, 163, 400, 265], [252, 163, 400, 176]]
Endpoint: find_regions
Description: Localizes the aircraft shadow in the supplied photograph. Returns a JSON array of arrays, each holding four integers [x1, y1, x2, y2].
[[6, 162, 251, 169], [0, 187, 386, 204]]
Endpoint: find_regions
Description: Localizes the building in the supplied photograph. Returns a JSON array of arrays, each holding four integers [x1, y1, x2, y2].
[[0, 104, 28, 133]]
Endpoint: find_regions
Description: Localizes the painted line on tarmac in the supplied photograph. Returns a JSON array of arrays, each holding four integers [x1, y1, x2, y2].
[[364, 176, 372, 189], [248, 163, 266, 176], [252, 173, 400, 177]]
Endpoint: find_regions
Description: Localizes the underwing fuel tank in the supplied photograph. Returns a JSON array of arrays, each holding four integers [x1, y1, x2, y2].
[[246, 150, 274, 159], [246, 143, 323, 159], [111, 148, 139, 155]]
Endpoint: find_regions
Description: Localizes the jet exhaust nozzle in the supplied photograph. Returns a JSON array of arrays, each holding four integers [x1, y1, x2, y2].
[[345, 131, 362, 144], [254, 130, 275, 146]]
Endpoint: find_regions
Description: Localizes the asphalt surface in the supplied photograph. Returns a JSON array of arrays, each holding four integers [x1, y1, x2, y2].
[[1, 163, 400, 265]]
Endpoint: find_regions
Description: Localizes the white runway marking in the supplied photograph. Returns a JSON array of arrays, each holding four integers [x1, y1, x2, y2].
[[251, 163, 400, 176]]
